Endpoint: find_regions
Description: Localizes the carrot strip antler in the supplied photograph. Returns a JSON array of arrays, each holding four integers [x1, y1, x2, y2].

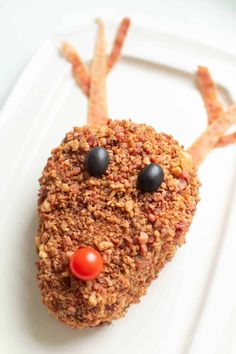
[[61, 42, 90, 96], [188, 105, 236, 168], [107, 17, 130, 72], [197, 66, 236, 147], [87, 19, 108, 125]]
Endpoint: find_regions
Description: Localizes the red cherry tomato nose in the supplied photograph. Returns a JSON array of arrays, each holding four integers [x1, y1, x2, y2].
[[69, 247, 103, 280]]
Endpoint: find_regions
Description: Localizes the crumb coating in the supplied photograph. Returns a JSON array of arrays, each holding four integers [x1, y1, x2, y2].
[[36, 119, 200, 328]]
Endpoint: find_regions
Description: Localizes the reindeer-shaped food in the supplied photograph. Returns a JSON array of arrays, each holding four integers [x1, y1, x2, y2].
[[36, 18, 236, 328]]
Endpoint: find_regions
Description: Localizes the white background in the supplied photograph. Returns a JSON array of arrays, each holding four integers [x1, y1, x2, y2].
[[0, 0, 236, 108]]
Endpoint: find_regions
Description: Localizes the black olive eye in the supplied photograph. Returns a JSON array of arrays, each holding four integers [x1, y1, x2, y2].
[[85, 147, 109, 177], [138, 163, 164, 192]]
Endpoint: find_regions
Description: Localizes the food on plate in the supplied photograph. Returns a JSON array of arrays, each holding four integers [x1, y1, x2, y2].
[[36, 18, 236, 328]]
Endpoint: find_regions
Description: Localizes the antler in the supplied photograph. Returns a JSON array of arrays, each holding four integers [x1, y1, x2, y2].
[[107, 18, 130, 72], [61, 18, 130, 125], [87, 19, 108, 125], [188, 67, 236, 168], [196, 66, 236, 147], [188, 104, 236, 168], [61, 18, 130, 101], [61, 42, 90, 96]]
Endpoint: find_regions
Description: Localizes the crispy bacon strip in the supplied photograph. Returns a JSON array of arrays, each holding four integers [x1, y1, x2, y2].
[[197, 66, 223, 124], [188, 104, 236, 168], [61, 42, 90, 96], [216, 131, 236, 147], [107, 17, 130, 72], [62, 18, 130, 100], [197, 66, 236, 147], [87, 19, 108, 125]]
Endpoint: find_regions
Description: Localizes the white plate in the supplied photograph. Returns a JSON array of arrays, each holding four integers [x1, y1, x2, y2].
[[1, 15, 236, 354]]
